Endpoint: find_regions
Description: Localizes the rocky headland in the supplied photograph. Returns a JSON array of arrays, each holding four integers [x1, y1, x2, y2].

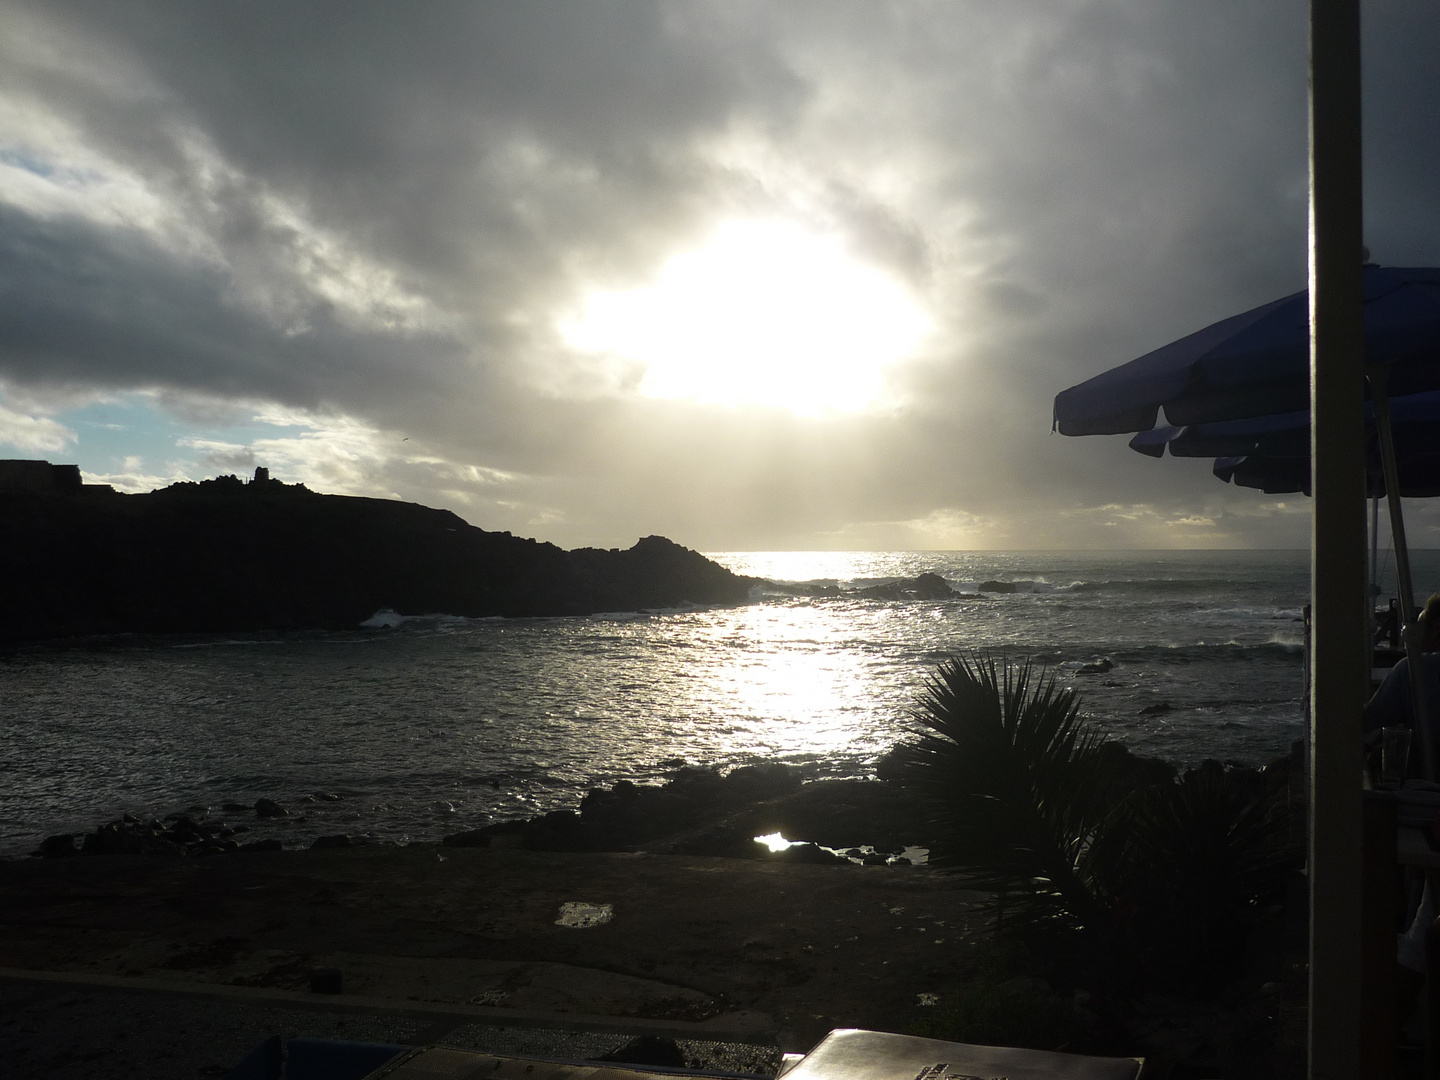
[[0, 469, 760, 642]]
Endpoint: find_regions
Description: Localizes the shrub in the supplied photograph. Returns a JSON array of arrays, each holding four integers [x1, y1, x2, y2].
[[892, 652, 1297, 994]]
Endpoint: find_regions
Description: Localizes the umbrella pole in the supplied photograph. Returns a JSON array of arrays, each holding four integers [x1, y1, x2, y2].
[[1370, 494, 1378, 608], [1368, 367, 1435, 779], [1308, 0, 1366, 1072]]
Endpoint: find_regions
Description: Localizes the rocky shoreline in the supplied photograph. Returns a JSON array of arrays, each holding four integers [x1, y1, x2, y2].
[[25, 763, 937, 867], [24, 742, 1299, 869]]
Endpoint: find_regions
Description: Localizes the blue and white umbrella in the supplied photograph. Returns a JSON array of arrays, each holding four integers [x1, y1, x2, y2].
[[1123, 390, 1440, 497], [1054, 266, 1440, 778], [1053, 265, 1440, 436]]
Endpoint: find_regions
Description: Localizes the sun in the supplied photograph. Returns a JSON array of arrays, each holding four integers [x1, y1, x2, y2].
[[561, 220, 933, 415]]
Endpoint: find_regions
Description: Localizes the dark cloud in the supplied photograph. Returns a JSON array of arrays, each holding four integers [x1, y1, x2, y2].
[[0, 203, 464, 408], [0, 1, 1436, 547]]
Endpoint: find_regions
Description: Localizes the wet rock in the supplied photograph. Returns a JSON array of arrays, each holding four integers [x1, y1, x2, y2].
[[852, 575, 957, 602], [238, 838, 284, 852], [254, 798, 289, 819], [168, 817, 207, 844], [1077, 658, 1114, 674], [81, 825, 127, 856], [978, 580, 1018, 593], [463, 766, 931, 858], [911, 573, 955, 600], [861, 852, 890, 866], [847, 582, 904, 601], [36, 833, 79, 858], [81, 821, 188, 857], [1139, 701, 1174, 715], [310, 834, 353, 850], [1091, 742, 1177, 790], [873, 746, 905, 781], [725, 763, 801, 796], [523, 810, 585, 851], [772, 842, 846, 866], [669, 825, 767, 859], [222, 802, 250, 813]]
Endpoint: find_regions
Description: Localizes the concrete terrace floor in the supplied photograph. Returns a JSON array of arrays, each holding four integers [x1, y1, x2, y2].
[[0, 845, 990, 1078]]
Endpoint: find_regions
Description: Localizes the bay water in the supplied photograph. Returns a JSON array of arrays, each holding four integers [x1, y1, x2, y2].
[[4, 548, 1429, 858]]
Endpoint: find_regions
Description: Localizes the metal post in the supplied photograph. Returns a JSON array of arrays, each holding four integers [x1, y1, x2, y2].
[[1308, 0, 1366, 1075], [1370, 494, 1379, 609], [1370, 371, 1417, 624]]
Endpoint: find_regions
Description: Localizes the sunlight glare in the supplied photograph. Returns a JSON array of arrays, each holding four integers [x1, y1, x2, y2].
[[755, 832, 797, 852], [562, 220, 932, 415]]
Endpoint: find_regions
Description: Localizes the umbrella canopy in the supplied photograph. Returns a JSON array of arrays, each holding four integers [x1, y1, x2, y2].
[[1053, 265, 1440, 436], [1213, 450, 1440, 498], [1052, 265, 1440, 785], [1129, 388, 1440, 459], [1128, 389, 1440, 496]]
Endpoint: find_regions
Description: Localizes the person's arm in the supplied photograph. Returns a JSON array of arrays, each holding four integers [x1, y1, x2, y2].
[[1364, 656, 1412, 738]]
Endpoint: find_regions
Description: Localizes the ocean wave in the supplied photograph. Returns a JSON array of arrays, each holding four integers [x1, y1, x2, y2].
[[171, 638, 293, 648], [954, 578, 1058, 595], [979, 640, 1306, 664], [1066, 578, 1243, 595]]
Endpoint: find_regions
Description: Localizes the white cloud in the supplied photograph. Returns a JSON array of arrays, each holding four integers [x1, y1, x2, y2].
[[0, 400, 74, 454], [82, 464, 189, 494]]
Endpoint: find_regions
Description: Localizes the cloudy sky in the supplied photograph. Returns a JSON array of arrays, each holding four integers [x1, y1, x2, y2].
[[1, 1, 1437, 551]]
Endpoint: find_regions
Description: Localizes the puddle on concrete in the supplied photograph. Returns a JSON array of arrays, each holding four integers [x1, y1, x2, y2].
[[555, 902, 614, 929], [754, 833, 930, 865]]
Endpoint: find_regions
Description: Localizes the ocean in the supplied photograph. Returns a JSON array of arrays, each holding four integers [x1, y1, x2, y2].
[[3, 547, 1430, 858]]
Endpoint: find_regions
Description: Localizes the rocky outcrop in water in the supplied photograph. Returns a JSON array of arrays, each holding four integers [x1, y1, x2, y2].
[[1, 469, 759, 641], [781, 572, 982, 603]]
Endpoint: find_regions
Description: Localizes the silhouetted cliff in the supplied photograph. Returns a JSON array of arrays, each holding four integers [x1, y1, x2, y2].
[[0, 473, 758, 642]]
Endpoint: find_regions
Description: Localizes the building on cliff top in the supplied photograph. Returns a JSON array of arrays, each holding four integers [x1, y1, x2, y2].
[[0, 460, 113, 496]]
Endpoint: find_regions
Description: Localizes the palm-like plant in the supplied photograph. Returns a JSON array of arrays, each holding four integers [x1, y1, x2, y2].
[[892, 653, 1130, 941], [894, 652, 1297, 991]]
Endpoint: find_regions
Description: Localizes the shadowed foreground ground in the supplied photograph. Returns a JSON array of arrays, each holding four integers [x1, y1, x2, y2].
[[0, 844, 988, 1074]]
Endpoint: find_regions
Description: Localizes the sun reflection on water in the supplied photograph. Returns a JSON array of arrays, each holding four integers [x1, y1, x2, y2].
[[708, 550, 910, 585], [678, 600, 882, 759]]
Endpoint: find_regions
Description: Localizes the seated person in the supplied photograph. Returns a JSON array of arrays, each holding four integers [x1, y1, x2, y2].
[[1363, 592, 1440, 1005], [1364, 591, 1440, 741]]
